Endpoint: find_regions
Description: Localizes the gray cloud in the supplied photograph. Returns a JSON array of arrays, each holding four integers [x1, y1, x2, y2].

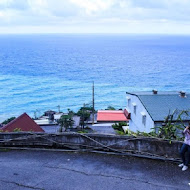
[[40, 0, 80, 17], [0, 0, 190, 33], [0, 0, 29, 10]]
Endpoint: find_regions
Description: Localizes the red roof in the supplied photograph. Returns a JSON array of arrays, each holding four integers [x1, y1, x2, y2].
[[97, 109, 129, 122], [2, 113, 44, 132]]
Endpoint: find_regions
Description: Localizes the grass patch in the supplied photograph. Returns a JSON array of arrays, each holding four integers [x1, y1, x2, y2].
[[78, 130, 89, 134], [0, 148, 10, 152]]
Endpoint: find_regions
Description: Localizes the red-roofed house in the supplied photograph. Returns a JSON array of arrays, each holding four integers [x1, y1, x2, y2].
[[97, 109, 129, 122], [1, 113, 44, 132]]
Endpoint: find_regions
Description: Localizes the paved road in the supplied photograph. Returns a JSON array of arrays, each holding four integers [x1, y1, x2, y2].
[[90, 123, 116, 134], [0, 149, 189, 190], [41, 125, 60, 133]]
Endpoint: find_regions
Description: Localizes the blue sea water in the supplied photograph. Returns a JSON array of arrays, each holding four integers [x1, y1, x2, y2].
[[0, 34, 190, 122]]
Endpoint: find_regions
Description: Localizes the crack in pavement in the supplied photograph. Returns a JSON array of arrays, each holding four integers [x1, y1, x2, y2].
[[44, 165, 184, 190], [0, 179, 44, 190]]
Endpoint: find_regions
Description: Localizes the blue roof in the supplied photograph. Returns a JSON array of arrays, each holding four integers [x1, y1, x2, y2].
[[126, 91, 190, 121]]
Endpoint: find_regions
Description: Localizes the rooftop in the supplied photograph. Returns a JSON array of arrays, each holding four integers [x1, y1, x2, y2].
[[97, 110, 128, 122], [1, 113, 44, 132]]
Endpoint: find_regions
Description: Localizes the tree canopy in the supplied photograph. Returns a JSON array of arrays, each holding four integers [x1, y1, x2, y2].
[[106, 106, 116, 110], [2, 117, 16, 125], [58, 114, 74, 132]]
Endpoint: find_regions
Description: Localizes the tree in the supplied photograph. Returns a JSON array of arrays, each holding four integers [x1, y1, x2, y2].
[[112, 122, 127, 132], [77, 105, 91, 129], [2, 117, 16, 125], [58, 114, 74, 132], [107, 106, 116, 110], [157, 109, 189, 142], [67, 109, 75, 117]]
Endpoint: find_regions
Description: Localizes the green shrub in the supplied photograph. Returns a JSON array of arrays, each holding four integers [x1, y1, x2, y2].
[[0, 149, 10, 152], [116, 130, 125, 135], [112, 122, 128, 132], [85, 126, 91, 129], [78, 130, 88, 134], [136, 130, 157, 137]]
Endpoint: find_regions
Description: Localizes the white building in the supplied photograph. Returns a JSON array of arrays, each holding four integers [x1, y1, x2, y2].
[[126, 90, 190, 133]]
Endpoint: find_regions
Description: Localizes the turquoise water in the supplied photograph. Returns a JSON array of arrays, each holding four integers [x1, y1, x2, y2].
[[0, 34, 190, 121]]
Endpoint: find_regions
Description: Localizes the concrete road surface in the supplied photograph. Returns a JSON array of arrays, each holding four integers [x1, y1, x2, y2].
[[0, 149, 189, 190], [90, 123, 116, 134]]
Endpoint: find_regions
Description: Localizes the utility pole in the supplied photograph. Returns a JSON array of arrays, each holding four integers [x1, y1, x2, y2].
[[81, 103, 85, 129], [34, 111, 37, 119], [34, 109, 39, 119], [92, 81, 95, 124], [57, 105, 60, 113]]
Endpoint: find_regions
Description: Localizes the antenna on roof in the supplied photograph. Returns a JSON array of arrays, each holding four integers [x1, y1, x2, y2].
[[34, 111, 37, 119]]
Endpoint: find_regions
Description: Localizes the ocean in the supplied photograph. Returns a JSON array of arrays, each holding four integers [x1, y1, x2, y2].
[[0, 34, 190, 121]]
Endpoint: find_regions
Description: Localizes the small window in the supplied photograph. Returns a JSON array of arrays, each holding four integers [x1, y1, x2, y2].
[[127, 97, 131, 107], [142, 115, 146, 126], [128, 99, 131, 106], [132, 103, 137, 115], [141, 112, 146, 126], [134, 105, 137, 114]]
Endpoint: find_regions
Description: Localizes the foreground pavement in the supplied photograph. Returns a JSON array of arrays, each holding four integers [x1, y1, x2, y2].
[[0, 149, 189, 190]]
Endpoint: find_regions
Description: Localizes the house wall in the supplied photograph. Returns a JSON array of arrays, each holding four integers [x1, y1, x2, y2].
[[126, 94, 154, 133]]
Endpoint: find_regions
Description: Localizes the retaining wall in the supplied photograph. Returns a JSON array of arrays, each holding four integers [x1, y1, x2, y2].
[[0, 132, 183, 159]]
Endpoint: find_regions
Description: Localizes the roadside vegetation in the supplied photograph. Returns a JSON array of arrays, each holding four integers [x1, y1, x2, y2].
[[112, 122, 127, 135], [112, 109, 189, 143], [77, 105, 92, 130], [58, 114, 74, 132]]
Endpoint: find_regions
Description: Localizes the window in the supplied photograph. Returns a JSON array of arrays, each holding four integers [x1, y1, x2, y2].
[[127, 97, 131, 107], [141, 112, 146, 126], [132, 103, 137, 115], [134, 106, 137, 114], [142, 115, 146, 126]]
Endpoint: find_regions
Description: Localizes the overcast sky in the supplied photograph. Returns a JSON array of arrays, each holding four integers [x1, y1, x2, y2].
[[0, 0, 190, 34]]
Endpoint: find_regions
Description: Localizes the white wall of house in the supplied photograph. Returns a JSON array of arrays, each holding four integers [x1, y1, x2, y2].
[[126, 94, 154, 133]]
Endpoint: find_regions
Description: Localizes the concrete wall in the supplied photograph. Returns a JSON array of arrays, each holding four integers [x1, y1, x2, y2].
[[0, 132, 183, 159], [126, 94, 154, 133]]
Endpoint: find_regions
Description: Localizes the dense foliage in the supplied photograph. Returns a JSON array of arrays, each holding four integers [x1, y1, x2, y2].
[[156, 109, 188, 142], [106, 106, 116, 110], [2, 117, 16, 125], [112, 122, 127, 132], [58, 114, 74, 132], [77, 106, 92, 129]]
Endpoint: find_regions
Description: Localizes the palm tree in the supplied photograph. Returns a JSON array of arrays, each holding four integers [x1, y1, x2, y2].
[[77, 104, 91, 129], [58, 115, 74, 132]]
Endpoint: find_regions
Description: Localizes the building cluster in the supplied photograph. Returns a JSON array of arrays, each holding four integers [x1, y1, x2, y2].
[[0, 90, 189, 134]]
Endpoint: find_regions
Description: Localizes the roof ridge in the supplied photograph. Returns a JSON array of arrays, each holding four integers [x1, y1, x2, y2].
[[3, 113, 27, 129], [2, 113, 44, 132]]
